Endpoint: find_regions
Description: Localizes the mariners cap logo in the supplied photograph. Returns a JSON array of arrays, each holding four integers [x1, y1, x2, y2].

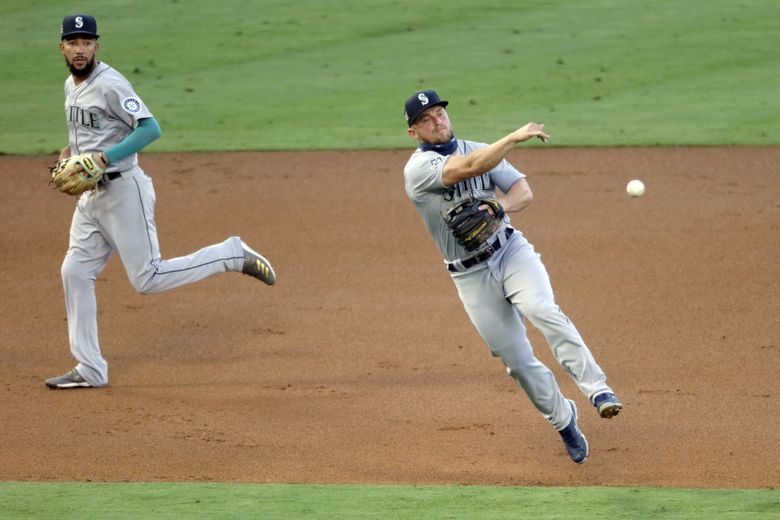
[[61, 14, 99, 40], [403, 89, 448, 127]]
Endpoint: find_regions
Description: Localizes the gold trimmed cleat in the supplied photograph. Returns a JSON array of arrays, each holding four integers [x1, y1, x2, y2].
[[241, 241, 276, 285]]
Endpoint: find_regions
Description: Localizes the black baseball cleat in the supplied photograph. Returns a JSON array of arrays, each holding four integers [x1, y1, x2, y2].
[[241, 241, 276, 285], [593, 392, 623, 419], [45, 368, 92, 389], [558, 400, 589, 464]]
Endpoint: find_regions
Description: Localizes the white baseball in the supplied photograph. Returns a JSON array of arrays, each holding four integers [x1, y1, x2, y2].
[[626, 179, 645, 198]]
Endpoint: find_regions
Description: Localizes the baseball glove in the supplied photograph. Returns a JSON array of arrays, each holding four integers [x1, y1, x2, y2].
[[442, 195, 505, 251], [49, 153, 105, 196]]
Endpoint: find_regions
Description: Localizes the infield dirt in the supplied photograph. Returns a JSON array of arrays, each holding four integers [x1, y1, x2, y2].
[[1, 147, 778, 487]]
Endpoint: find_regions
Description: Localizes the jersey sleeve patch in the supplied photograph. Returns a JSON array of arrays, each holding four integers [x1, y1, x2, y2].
[[404, 151, 447, 201], [121, 97, 143, 114]]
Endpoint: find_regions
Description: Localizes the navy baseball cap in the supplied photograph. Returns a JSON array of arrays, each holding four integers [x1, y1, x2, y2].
[[61, 15, 99, 40], [404, 90, 448, 127]]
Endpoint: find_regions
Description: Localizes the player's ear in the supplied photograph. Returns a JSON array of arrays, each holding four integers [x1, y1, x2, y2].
[[407, 127, 418, 140]]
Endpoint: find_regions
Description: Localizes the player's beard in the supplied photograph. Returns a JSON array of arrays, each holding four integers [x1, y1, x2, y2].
[[66, 56, 96, 78]]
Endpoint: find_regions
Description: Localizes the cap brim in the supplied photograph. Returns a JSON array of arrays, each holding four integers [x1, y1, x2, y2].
[[408, 100, 449, 126], [61, 32, 99, 39]]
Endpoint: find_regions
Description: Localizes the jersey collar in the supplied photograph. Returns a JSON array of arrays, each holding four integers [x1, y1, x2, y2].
[[419, 137, 458, 156]]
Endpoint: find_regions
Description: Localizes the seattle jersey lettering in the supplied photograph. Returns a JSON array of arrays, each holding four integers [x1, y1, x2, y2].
[[445, 172, 494, 201], [67, 105, 100, 129]]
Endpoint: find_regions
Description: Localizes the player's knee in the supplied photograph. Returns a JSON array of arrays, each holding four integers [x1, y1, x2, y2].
[[131, 278, 155, 295], [61, 257, 89, 284], [505, 365, 535, 392], [498, 351, 529, 380], [60, 260, 74, 281], [127, 272, 155, 294], [498, 344, 544, 383], [124, 262, 166, 294], [132, 283, 150, 295]]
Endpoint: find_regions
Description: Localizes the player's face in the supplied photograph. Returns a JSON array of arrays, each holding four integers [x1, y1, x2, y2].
[[60, 37, 99, 78], [408, 105, 454, 144]]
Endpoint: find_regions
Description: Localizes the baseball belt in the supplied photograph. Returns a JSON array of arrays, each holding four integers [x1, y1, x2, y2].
[[447, 227, 514, 272], [98, 171, 122, 186]]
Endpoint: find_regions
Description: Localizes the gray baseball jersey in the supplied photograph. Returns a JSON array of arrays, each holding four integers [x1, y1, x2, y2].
[[404, 139, 523, 262], [404, 140, 614, 431], [64, 62, 151, 172]]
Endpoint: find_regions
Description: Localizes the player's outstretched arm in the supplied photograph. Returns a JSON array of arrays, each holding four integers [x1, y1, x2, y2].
[[510, 122, 549, 144], [442, 122, 549, 186]]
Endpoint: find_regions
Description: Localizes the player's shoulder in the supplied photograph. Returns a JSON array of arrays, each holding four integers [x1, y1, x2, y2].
[[79, 63, 127, 94], [94, 62, 131, 84], [404, 148, 442, 174], [458, 138, 488, 153]]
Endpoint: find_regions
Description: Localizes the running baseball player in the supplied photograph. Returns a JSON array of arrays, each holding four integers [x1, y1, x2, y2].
[[402, 90, 622, 464], [45, 14, 276, 390]]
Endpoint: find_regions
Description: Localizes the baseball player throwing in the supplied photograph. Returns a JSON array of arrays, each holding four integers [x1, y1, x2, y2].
[[45, 15, 276, 390], [402, 90, 622, 464]]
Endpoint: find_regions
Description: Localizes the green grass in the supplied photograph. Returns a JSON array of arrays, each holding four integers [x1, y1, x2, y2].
[[2, 0, 778, 153], [1, 483, 777, 519]]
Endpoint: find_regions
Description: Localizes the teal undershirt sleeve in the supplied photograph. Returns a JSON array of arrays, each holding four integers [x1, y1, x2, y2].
[[103, 117, 161, 164]]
